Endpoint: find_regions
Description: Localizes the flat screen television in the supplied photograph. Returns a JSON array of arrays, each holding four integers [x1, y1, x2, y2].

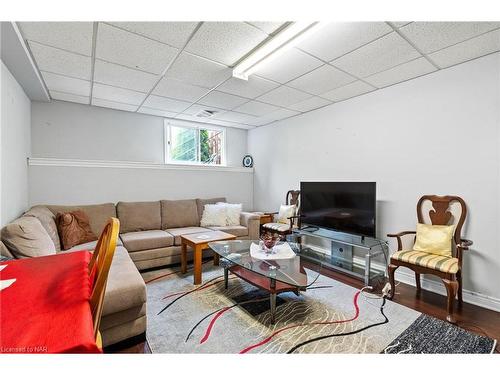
[[300, 182, 376, 238]]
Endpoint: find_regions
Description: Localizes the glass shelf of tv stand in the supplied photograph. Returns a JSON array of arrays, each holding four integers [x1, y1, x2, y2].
[[291, 227, 389, 286]]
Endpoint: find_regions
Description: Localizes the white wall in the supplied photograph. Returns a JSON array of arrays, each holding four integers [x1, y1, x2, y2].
[[31, 100, 248, 166], [248, 53, 500, 308], [1, 60, 31, 225], [29, 100, 253, 209]]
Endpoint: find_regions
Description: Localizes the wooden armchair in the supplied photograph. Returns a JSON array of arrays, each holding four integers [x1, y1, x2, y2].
[[88, 217, 120, 349], [262, 190, 301, 240], [387, 195, 473, 323]]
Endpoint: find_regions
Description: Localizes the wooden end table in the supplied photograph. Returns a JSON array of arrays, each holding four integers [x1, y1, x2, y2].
[[180, 230, 237, 285]]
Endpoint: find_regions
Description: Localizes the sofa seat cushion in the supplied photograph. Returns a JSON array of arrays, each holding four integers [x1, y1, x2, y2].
[[66, 238, 123, 252], [102, 246, 147, 315], [207, 225, 248, 237], [117, 201, 161, 233], [161, 199, 199, 229], [120, 230, 174, 252], [166, 227, 213, 245], [65, 246, 146, 314]]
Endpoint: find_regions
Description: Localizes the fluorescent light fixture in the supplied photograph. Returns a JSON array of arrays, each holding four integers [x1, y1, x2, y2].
[[232, 21, 327, 80]]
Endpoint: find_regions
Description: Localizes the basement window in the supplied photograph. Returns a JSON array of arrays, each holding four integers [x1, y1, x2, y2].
[[164, 120, 226, 166]]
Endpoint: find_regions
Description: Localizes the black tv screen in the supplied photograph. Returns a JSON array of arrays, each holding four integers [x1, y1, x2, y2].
[[300, 182, 376, 237]]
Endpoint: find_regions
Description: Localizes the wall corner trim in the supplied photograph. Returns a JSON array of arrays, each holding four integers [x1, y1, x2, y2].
[[28, 158, 254, 173]]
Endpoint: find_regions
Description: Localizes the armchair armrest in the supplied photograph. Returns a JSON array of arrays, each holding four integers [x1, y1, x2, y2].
[[287, 214, 301, 228], [387, 231, 416, 252], [458, 238, 473, 250], [240, 212, 260, 240]]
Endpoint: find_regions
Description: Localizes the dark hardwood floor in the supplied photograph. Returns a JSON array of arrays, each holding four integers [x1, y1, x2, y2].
[[108, 264, 500, 354]]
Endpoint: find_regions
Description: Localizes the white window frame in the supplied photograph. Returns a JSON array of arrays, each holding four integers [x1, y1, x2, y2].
[[163, 119, 226, 167]]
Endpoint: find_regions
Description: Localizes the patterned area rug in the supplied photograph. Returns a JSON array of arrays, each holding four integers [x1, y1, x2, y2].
[[142, 265, 497, 354]]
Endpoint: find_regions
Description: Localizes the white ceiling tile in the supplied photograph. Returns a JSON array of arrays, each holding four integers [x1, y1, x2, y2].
[[257, 85, 313, 107], [107, 22, 198, 48], [428, 29, 500, 68], [287, 64, 356, 95], [247, 108, 300, 126], [143, 95, 192, 112], [320, 81, 375, 102], [215, 111, 258, 124], [298, 22, 393, 62], [399, 22, 500, 54], [364, 57, 437, 88], [19, 22, 93, 56], [256, 48, 323, 84], [207, 118, 253, 128], [138, 107, 178, 118], [247, 22, 286, 35], [288, 96, 332, 112], [92, 83, 146, 105], [184, 22, 268, 66], [96, 23, 179, 74], [174, 114, 213, 124], [29, 41, 91, 80], [152, 78, 210, 102], [390, 21, 412, 28], [41, 71, 90, 96], [331, 32, 421, 77], [92, 98, 138, 112], [233, 100, 280, 116], [50, 90, 89, 105], [165, 52, 232, 88], [183, 104, 226, 117], [197, 91, 249, 110], [94, 59, 158, 93], [217, 76, 279, 99]]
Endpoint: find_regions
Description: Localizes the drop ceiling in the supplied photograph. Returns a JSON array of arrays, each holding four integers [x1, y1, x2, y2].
[[17, 21, 500, 129]]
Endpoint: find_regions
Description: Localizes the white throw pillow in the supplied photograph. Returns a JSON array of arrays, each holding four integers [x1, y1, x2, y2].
[[200, 204, 227, 227], [217, 202, 242, 226], [277, 204, 296, 224]]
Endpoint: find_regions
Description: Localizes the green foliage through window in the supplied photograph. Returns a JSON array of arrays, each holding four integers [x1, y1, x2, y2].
[[168, 125, 223, 165]]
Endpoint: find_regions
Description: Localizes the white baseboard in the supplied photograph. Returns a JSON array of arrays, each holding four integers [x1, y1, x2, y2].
[[305, 243, 500, 312], [394, 270, 500, 312]]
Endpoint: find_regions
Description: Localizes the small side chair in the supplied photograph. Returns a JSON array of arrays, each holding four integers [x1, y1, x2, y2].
[[387, 195, 473, 323], [262, 190, 301, 240]]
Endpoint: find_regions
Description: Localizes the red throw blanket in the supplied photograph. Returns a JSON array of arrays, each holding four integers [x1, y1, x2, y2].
[[0, 251, 101, 353]]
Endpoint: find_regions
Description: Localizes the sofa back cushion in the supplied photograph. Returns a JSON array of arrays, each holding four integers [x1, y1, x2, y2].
[[117, 201, 161, 233], [196, 197, 226, 223], [1, 217, 56, 258], [161, 199, 199, 229], [47, 203, 116, 237], [23, 205, 61, 251]]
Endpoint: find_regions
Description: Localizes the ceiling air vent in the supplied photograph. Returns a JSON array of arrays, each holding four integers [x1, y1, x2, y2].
[[195, 109, 218, 118]]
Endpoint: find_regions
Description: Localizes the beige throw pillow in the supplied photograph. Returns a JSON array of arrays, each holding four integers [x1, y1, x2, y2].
[[217, 202, 242, 226], [277, 204, 296, 224], [1, 217, 56, 258], [24, 206, 61, 251], [413, 223, 454, 258], [200, 204, 227, 227]]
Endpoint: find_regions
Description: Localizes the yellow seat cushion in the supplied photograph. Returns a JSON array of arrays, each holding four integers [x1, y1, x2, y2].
[[413, 223, 454, 257], [391, 250, 459, 274]]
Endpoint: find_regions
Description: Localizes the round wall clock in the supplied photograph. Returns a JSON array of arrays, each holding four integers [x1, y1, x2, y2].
[[242, 155, 253, 168]]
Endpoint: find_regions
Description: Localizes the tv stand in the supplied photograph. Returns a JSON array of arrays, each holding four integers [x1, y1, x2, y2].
[[292, 228, 388, 286]]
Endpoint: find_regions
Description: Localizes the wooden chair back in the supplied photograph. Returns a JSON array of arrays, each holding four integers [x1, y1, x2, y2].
[[88, 217, 120, 340], [286, 190, 300, 210], [416, 195, 467, 254]]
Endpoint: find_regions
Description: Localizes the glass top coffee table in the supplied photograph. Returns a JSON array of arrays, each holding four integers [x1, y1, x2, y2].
[[209, 240, 321, 324]]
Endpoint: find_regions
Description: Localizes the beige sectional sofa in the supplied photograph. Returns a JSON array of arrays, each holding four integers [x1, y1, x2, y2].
[[0, 197, 259, 348]]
